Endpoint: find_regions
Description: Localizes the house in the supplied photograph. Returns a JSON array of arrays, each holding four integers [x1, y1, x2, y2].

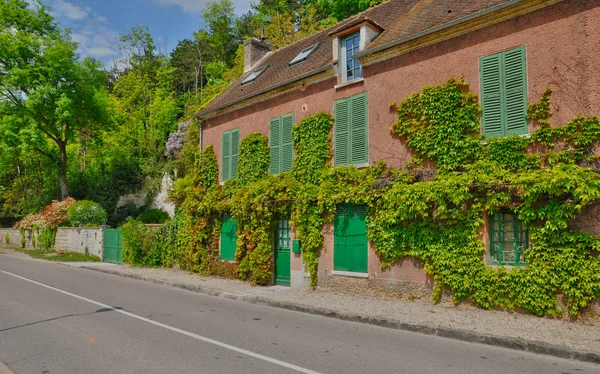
[[196, 0, 600, 290]]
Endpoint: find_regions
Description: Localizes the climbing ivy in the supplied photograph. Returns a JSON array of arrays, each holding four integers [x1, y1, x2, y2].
[[125, 78, 600, 316], [391, 78, 482, 170]]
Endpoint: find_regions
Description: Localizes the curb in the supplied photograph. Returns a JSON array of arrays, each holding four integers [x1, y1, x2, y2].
[[82, 265, 600, 365]]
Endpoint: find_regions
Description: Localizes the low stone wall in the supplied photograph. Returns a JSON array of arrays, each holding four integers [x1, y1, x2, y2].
[[0, 228, 30, 248], [0, 227, 104, 260], [54, 228, 104, 260]]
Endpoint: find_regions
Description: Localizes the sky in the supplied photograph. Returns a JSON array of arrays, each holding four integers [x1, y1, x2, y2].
[[42, 0, 253, 67]]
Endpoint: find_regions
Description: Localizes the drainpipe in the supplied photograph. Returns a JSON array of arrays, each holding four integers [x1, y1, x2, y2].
[[194, 116, 203, 151]]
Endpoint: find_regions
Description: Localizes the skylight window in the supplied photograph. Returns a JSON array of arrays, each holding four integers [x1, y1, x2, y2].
[[289, 44, 319, 66], [241, 66, 268, 85]]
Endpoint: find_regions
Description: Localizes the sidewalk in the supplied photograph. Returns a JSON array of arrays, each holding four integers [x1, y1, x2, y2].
[[67, 261, 600, 364]]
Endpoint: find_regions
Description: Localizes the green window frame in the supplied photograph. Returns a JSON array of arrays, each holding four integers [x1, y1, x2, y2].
[[334, 92, 368, 166], [269, 113, 294, 174], [221, 128, 240, 181], [480, 46, 528, 138], [341, 32, 362, 83], [334, 204, 368, 273], [489, 210, 528, 266], [220, 214, 237, 261]]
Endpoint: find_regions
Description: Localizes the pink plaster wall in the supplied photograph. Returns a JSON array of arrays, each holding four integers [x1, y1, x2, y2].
[[204, 0, 599, 173], [202, 0, 600, 283]]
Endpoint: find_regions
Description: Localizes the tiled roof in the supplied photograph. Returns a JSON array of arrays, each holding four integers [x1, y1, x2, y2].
[[198, 0, 513, 117]]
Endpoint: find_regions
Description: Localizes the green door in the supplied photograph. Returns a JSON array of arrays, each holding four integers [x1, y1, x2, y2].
[[334, 204, 368, 273], [220, 215, 237, 261], [274, 218, 291, 286], [103, 228, 122, 264]]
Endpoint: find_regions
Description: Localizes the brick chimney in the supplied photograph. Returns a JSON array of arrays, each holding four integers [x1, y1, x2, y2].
[[244, 38, 270, 73]]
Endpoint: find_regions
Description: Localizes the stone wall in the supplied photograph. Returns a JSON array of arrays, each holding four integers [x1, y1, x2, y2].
[[54, 228, 104, 260], [0, 227, 104, 260], [0, 228, 32, 249]]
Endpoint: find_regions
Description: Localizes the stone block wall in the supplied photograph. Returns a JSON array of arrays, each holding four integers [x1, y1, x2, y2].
[[0, 227, 104, 260], [54, 228, 104, 260], [0, 228, 31, 249]]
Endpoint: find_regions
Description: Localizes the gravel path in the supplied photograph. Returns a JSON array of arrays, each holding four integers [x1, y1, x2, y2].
[[73, 261, 600, 354]]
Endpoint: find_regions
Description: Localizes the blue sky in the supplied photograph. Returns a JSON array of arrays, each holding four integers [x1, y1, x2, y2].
[[43, 0, 252, 67]]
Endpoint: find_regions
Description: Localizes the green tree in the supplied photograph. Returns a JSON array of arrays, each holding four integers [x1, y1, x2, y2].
[[0, 0, 113, 199], [201, 0, 237, 66]]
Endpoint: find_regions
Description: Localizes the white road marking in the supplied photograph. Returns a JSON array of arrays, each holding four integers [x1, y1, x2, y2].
[[0, 270, 321, 374]]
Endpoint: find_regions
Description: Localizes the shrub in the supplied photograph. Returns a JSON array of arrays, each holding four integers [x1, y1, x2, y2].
[[67, 200, 107, 227], [37, 228, 56, 251], [137, 209, 170, 224], [121, 218, 154, 265], [15, 198, 77, 230], [4, 233, 9, 245], [109, 202, 140, 228]]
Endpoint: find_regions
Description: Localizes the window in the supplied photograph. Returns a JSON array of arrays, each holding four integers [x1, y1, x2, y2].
[[241, 65, 268, 85], [220, 214, 237, 261], [269, 113, 294, 174], [221, 129, 240, 181], [334, 92, 368, 166], [289, 44, 319, 66], [489, 210, 528, 266], [341, 32, 362, 82], [480, 46, 528, 138], [334, 204, 368, 273]]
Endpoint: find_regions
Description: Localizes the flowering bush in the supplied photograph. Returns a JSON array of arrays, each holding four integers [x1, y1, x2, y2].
[[67, 200, 107, 227], [165, 121, 188, 159], [14, 198, 77, 230]]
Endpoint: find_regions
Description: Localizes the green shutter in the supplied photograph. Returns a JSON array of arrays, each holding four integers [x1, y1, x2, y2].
[[334, 204, 350, 271], [480, 54, 504, 138], [220, 216, 237, 261], [350, 93, 368, 164], [503, 46, 528, 135], [350, 205, 368, 273], [222, 131, 230, 181], [481, 46, 528, 138], [334, 98, 350, 166], [281, 113, 294, 172], [334, 204, 368, 273], [230, 129, 240, 179], [269, 117, 281, 174]]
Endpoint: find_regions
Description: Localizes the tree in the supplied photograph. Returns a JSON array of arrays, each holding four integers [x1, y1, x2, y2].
[[201, 0, 236, 66], [0, 0, 113, 199], [310, 0, 383, 21]]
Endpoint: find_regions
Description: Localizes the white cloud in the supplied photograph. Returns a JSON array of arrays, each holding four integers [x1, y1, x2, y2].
[[50, 1, 120, 65], [52, 0, 88, 20], [153, 0, 252, 15]]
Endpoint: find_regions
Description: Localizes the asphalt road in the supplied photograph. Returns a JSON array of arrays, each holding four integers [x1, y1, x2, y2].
[[0, 251, 598, 374]]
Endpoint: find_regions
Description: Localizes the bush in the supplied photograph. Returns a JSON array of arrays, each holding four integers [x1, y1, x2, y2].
[[15, 198, 76, 230], [121, 218, 154, 265], [109, 202, 140, 228], [137, 209, 170, 224], [37, 228, 56, 251], [67, 200, 107, 227]]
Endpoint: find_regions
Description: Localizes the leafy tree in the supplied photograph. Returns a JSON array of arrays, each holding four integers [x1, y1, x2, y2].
[[310, 0, 383, 20], [202, 0, 237, 66], [0, 0, 113, 199]]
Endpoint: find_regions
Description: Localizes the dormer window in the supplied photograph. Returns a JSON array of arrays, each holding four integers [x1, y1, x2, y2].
[[289, 44, 319, 66], [342, 32, 362, 82], [241, 65, 268, 85]]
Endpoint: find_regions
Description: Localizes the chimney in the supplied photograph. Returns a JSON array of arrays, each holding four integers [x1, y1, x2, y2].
[[244, 38, 270, 73]]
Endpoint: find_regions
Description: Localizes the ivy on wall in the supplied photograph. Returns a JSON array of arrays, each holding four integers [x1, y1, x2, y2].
[[122, 78, 600, 316]]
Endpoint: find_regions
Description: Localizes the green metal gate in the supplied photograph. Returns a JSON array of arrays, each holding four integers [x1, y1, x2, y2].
[[274, 218, 291, 286], [103, 228, 122, 264]]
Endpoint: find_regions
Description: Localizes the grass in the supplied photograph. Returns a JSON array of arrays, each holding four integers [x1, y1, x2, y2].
[[10, 248, 101, 262]]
